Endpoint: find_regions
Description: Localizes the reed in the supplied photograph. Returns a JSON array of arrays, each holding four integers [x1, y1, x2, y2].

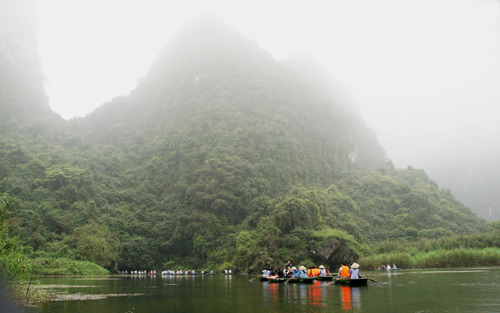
[[359, 247, 500, 269]]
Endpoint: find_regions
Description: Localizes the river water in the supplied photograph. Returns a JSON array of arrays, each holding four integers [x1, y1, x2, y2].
[[23, 268, 500, 312]]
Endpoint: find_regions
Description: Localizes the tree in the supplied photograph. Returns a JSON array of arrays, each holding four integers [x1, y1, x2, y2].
[[71, 221, 120, 270]]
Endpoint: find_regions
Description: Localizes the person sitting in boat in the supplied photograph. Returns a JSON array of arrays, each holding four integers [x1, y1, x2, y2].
[[283, 266, 290, 278], [319, 265, 327, 277], [277, 267, 284, 278], [264, 269, 271, 278], [392, 264, 397, 270], [285, 260, 293, 268], [350, 263, 360, 279], [386, 264, 391, 271], [339, 263, 350, 279], [291, 266, 298, 277], [313, 266, 321, 277], [294, 266, 307, 278]]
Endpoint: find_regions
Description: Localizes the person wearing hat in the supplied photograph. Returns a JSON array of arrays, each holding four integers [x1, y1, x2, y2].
[[350, 263, 360, 279], [294, 266, 307, 278], [319, 265, 328, 277]]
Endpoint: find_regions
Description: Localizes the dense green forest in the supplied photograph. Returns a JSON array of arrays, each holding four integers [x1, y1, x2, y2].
[[0, 9, 491, 275]]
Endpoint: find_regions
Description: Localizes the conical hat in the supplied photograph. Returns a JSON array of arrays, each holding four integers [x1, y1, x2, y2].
[[351, 263, 360, 269]]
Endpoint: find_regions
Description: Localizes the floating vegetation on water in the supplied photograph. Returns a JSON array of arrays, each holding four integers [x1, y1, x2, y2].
[[70, 278, 123, 280], [50, 292, 147, 301], [36, 285, 106, 289]]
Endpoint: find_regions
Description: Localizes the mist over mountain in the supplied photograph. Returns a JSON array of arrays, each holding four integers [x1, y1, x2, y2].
[[0, 13, 488, 271]]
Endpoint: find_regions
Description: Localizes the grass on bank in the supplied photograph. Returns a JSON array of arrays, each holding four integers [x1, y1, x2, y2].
[[359, 230, 500, 269], [359, 247, 500, 269], [29, 258, 110, 276]]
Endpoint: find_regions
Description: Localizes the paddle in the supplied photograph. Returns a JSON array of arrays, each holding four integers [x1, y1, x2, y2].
[[284, 277, 295, 284], [324, 279, 339, 286], [249, 275, 261, 282], [366, 277, 379, 283]]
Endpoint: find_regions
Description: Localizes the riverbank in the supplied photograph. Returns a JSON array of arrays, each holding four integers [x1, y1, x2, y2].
[[359, 230, 500, 269], [29, 258, 110, 276]]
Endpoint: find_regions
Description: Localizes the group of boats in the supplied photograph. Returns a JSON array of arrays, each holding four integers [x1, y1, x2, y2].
[[259, 276, 368, 286], [122, 270, 234, 275]]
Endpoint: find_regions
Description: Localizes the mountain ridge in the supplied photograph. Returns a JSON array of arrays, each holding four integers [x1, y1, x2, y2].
[[0, 14, 488, 271]]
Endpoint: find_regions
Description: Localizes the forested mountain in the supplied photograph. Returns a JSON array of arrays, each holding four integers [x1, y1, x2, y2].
[[0, 13, 488, 272]]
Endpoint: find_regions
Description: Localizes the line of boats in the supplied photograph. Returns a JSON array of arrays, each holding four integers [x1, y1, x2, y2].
[[259, 276, 368, 286]]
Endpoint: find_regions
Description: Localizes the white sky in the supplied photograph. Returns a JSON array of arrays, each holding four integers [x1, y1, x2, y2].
[[36, 0, 500, 169]]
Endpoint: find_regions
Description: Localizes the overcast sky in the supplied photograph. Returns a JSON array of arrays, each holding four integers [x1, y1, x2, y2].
[[36, 0, 500, 170]]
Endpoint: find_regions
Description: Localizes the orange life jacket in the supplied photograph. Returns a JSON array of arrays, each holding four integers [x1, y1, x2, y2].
[[312, 268, 320, 276], [308, 269, 313, 277], [340, 265, 350, 278]]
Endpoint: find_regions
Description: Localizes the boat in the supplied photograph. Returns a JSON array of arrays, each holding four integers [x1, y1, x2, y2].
[[315, 275, 334, 281], [260, 277, 269, 281], [286, 277, 316, 284], [334, 278, 368, 286], [267, 278, 288, 283]]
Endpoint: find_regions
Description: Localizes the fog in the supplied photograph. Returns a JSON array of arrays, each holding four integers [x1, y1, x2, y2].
[[35, 0, 500, 218]]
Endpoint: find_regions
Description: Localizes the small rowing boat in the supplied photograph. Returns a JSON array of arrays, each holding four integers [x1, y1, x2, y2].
[[286, 277, 316, 284], [267, 278, 288, 283], [334, 278, 368, 286], [315, 276, 334, 281]]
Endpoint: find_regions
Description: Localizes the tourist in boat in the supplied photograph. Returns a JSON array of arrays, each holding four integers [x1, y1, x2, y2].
[[392, 264, 397, 270], [294, 266, 307, 278], [264, 269, 271, 278], [386, 264, 391, 271], [339, 263, 350, 279], [283, 266, 290, 278], [312, 266, 320, 277], [277, 267, 284, 278], [319, 265, 328, 277], [285, 260, 293, 268], [350, 263, 360, 279]]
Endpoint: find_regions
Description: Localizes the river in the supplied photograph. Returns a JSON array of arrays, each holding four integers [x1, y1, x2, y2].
[[22, 268, 500, 312]]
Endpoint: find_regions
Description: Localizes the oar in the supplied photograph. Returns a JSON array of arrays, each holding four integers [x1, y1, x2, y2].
[[324, 278, 339, 286], [366, 277, 379, 283], [249, 275, 262, 282], [284, 277, 295, 284]]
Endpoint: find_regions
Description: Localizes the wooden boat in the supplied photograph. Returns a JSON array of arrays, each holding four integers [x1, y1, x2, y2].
[[315, 276, 334, 281], [334, 278, 368, 286], [286, 277, 316, 284], [267, 278, 287, 283], [260, 277, 269, 281]]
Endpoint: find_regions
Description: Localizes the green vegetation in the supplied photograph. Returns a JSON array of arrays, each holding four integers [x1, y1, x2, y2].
[[29, 258, 110, 276], [0, 11, 494, 280], [0, 195, 47, 305], [359, 229, 500, 269]]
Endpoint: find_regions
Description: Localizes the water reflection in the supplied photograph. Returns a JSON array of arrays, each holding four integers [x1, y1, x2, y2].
[[341, 286, 362, 311], [263, 281, 331, 309], [308, 282, 328, 308]]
